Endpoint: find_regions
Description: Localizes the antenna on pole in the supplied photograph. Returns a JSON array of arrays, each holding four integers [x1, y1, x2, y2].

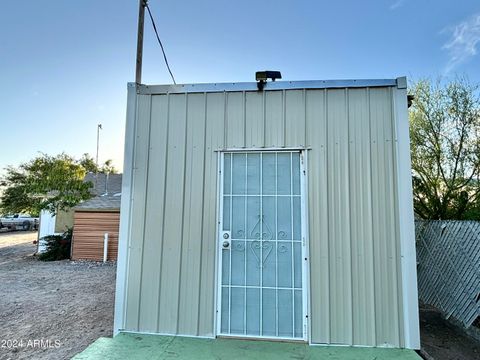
[[95, 123, 102, 190], [96, 124, 102, 170], [135, 0, 147, 84]]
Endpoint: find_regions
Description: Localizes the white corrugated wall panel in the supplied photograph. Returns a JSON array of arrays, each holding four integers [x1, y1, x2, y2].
[[305, 89, 329, 343], [285, 90, 306, 146], [125, 94, 152, 331], [137, 94, 168, 332], [326, 89, 353, 344], [245, 92, 264, 147], [119, 85, 410, 347], [226, 92, 245, 148], [265, 91, 284, 147], [198, 92, 225, 336], [369, 88, 402, 346], [157, 93, 188, 333], [178, 93, 207, 335], [348, 88, 376, 346]]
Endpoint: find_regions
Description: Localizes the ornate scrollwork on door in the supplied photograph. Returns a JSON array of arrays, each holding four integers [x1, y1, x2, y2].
[[233, 242, 245, 251], [250, 215, 273, 240], [250, 241, 273, 268], [248, 214, 275, 268]]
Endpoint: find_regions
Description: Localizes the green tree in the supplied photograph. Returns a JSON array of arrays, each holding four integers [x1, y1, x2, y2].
[[100, 159, 118, 174], [79, 153, 118, 174], [409, 78, 480, 219], [78, 153, 98, 173], [0, 153, 93, 216]]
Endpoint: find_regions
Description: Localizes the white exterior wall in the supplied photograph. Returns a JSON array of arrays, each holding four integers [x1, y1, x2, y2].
[[114, 79, 420, 348], [38, 210, 56, 253]]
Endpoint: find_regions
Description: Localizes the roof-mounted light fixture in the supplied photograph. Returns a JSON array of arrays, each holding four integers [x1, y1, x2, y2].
[[256, 70, 282, 91]]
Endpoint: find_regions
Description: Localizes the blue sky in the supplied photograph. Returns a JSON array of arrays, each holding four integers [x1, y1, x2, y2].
[[1, 0, 479, 173]]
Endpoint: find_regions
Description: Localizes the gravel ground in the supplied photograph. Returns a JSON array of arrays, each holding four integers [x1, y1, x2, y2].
[[0, 230, 116, 360]]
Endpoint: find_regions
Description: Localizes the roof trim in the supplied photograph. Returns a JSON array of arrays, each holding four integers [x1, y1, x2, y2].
[[132, 78, 403, 95], [74, 208, 120, 213]]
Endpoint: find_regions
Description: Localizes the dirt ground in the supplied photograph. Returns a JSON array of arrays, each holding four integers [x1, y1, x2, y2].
[[0, 230, 116, 360], [419, 305, 480, 360]]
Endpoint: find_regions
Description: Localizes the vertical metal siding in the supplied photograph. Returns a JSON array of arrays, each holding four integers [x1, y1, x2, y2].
[[125, 94, 151, 331], [158, 93, 188, 334], [369, 88, 402, 346], [178, 93, 207, 335], [265, 91, 284, 147], [198, 92, 224, 336], [348, 88, 376, 346], [326, 89, 353, 344], [305, 90, 330, 343], [226, 92, 245, 147], [122, 86, 406, 347], [138, 94, 169, 332], [245, 92, 264, 147], [285, 90, 306, 146]]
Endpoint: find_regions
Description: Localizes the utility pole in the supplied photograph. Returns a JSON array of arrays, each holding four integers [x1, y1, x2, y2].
[[135, 0, 147, 84], [96, 123, 102, 170], [95, 123, 102, 190]]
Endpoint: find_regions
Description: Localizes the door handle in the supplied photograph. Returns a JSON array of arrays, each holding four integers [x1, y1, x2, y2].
[[221, 231, 231, 249]]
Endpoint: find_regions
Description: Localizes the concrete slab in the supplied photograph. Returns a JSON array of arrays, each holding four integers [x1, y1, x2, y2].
[[73, 333, 422, 360]]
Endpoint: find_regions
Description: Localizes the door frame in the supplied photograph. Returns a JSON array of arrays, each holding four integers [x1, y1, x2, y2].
[[214, 148, 310, 342]]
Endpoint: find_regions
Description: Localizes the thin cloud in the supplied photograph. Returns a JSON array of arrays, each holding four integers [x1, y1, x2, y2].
[[442, 13, 480, 74], [390, 0, 405, 10]]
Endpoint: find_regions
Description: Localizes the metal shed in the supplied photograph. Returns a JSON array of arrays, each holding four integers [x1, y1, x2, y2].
[[71, 203, 120, 261], [70, 173, 122, 261], [114, 77, 420, 349]]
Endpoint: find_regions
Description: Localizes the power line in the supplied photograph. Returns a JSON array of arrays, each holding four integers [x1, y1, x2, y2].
[[145, 3, 177, 84]]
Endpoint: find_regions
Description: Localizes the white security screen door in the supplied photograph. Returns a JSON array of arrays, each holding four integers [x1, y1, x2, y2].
[[217, 151, 306, 340]]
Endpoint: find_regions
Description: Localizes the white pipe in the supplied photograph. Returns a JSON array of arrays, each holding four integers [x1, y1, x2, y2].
[[103, 232, 109, 262]]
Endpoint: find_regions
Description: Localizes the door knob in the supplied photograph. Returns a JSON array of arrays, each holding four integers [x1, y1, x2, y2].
[[221, 231, 231, 249]]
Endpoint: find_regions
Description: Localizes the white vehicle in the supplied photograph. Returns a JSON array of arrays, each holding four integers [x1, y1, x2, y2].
[[0, 214, 39, 231]]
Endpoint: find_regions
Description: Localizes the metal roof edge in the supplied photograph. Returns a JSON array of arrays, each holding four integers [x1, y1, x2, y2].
[[134, 78, 404, 95], [74, 208, 120, 212]]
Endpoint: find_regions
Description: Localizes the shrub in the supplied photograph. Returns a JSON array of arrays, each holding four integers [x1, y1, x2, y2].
[[38, 228, 72, 261]]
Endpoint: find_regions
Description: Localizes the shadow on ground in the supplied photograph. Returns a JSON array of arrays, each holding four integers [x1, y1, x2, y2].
[[420, 306, 480, 360]]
